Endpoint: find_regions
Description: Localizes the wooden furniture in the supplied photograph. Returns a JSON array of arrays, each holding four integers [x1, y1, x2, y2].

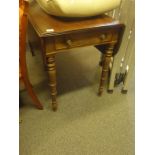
[[19, 0, 43, 109], [28, 1, 125, 111]]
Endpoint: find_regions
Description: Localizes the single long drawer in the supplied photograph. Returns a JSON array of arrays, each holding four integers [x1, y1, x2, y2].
[[54, 29, 113, 50]]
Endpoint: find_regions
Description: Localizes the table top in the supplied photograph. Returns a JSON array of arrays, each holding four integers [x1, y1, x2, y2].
[[28, 1, 121, 37]]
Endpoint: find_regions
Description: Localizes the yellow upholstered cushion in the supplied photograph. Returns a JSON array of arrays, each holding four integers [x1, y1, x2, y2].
[[36, 0, 121, 17]]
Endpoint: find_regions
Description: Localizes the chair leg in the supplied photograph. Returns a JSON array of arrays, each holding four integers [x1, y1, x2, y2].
[[22, 75, 43, 109], [20, 46, 43, 110], [20, 0, 43, 110], [28, 41, 35, 56]]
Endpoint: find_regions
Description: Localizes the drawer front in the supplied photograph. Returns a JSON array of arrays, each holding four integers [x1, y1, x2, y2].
[[54, 30, 113, 50]]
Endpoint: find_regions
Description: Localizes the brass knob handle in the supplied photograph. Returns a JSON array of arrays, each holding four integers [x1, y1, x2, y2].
[[66, 39, 72, 46], [100, 34, 106, 40]]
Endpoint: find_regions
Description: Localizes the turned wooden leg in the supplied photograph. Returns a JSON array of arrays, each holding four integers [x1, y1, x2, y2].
[[46, 56, 57, 111], [99, 53, 106, 66], [98, 44, 115, 96]]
